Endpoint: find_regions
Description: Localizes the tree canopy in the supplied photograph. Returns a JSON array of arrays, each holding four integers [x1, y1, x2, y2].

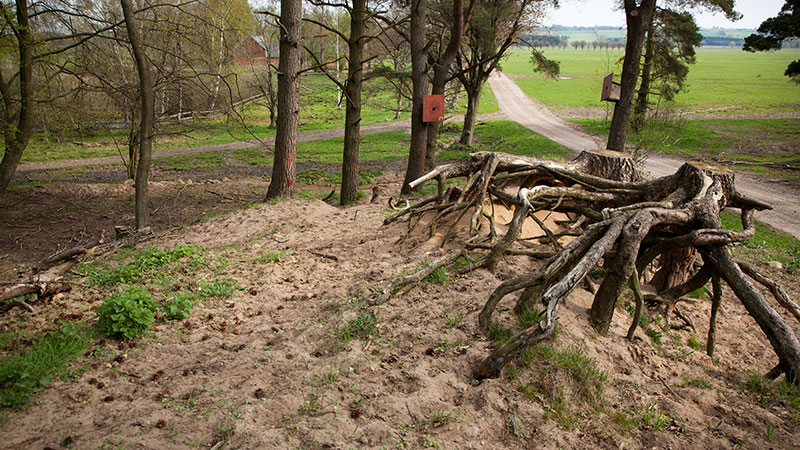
[[743, 0, 800, 82]]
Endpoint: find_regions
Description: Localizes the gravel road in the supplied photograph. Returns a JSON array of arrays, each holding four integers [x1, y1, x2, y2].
[[488, 71, 800, 239]]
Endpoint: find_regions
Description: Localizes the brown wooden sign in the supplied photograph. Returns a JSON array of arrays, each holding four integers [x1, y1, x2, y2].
[[423, 94, 445, 122]]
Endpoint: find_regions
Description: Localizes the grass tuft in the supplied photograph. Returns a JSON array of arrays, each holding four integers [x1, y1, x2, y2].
[[0, 323, 89, 409]]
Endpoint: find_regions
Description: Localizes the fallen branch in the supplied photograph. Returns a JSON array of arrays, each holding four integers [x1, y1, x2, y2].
[[32, 231, 105, 273], [368, 250, 465, 306], [1, 282, 72, 313]]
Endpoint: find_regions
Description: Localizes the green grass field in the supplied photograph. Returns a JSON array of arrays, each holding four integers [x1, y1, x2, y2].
[[159, 120, 571, 172], [15, 74, 499, 165], [502, 47, 800, 114]]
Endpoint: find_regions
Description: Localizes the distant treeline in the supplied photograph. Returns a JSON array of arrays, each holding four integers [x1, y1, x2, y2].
[[523, 26, 800, 49]]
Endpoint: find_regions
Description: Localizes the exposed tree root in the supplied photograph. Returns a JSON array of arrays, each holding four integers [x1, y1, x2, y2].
[[368, 249, 466, 306], [384, 151, 800, 383]]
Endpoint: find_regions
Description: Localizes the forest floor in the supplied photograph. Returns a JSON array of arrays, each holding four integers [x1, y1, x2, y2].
[[1, 161, 800, 448]]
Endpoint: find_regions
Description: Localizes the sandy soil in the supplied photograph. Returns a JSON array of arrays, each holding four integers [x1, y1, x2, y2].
[[1, 173, 799, 449]]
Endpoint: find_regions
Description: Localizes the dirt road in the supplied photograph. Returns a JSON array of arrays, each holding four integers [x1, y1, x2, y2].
[[488, 71, 800, 239], [17, 113, 503, 172]]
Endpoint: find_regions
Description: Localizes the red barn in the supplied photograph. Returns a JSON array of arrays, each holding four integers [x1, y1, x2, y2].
[[234, 36, 278, 66]]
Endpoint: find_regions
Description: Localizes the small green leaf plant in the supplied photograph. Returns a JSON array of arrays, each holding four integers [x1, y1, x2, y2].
[[96, 286, 157, 340]]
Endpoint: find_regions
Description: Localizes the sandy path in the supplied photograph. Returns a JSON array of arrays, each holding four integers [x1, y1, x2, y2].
[[488, 71, 800, 239]]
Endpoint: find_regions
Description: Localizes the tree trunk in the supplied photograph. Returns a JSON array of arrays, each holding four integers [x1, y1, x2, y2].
[[121, 0, 155, 230], [0, 0, 33, 193], [632, 18, 655, 133], [423, 0, 465, 171], [459, 84, 482, 146], [607, 0, 656, 151], [401, 0, 429, 194], [340, 0, 366, 205], [266, 0, 302, 200]]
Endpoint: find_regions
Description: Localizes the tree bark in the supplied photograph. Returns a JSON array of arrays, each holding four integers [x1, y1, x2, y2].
[[266, 0, 302, 200], [340, 0, 367, 205], [460, 85, 481, 147], [632, 17, 655, 132], [0, 0, 33, 193], [607, 0, 656, 151], [424, 0, 465, 171], [121, 0, 155, 230], [401, 0, 429, 194]]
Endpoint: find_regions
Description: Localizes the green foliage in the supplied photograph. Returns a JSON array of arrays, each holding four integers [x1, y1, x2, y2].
[[0, 323, 88, 409], [646, 328, 663, 346], [642, 403, 670, 431], [423, 266, 450, 285], [197, 278, 240, 300], [515, 343, 606, 429], [489, 321, 512, 346], [743, 1, 800, 82], [443, 312, 463, 328], [516, 305, 543, 329], [683, 373, 712, 390], [96, 286, 157, 340], [340, 311, 379, 343], [250, 251, 290, 264], [87, 245, 203, 288], [160, 293, 194, 321], [687, 335, 703, 351], [744, 372, 800, 418]]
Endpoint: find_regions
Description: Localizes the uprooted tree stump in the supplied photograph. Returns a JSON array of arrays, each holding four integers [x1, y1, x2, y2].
[[381, 150, 800, 383]]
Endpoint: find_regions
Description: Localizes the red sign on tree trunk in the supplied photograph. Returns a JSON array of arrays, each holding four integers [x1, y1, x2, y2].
[[423, 95, 445, 122]]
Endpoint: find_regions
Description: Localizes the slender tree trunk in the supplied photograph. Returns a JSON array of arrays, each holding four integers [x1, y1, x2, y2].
[[395, 88, 403, 119], [0, 0, 33, 193], [459, 83, 482, 146], [266, 0, 302, 200], [606, 0, 656, 151], [424, 0, 465, 171], [341, 0, 366, 205], [121, 0, 155, 230], [632, 18, 655, 133], [402, 0, 429, 194]]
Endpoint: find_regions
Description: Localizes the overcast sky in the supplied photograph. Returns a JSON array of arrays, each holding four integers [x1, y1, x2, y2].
[[544, 0, 785, 29]]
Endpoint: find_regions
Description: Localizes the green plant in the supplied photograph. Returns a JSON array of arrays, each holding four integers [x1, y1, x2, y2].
[[516, 305, 543, 329], [489, 322, 512, 346], [642, 402, 670, 431], [744, 373, 800, 415], [423, 266, 450, 284], [515, 343, 606, 429], [687, 335, 703, 351], [96, 286, 157, 340], [197, 278, 240, 299], [683, 373, 712, 390], [443, 313, 462, 328], [250, 251, 290, 264], [0, 323, 88, 409], [341, 311, 379, 342], [646, 328, 662, 346], [87, 245, 203, 288], [160, 293, 194, 321]]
